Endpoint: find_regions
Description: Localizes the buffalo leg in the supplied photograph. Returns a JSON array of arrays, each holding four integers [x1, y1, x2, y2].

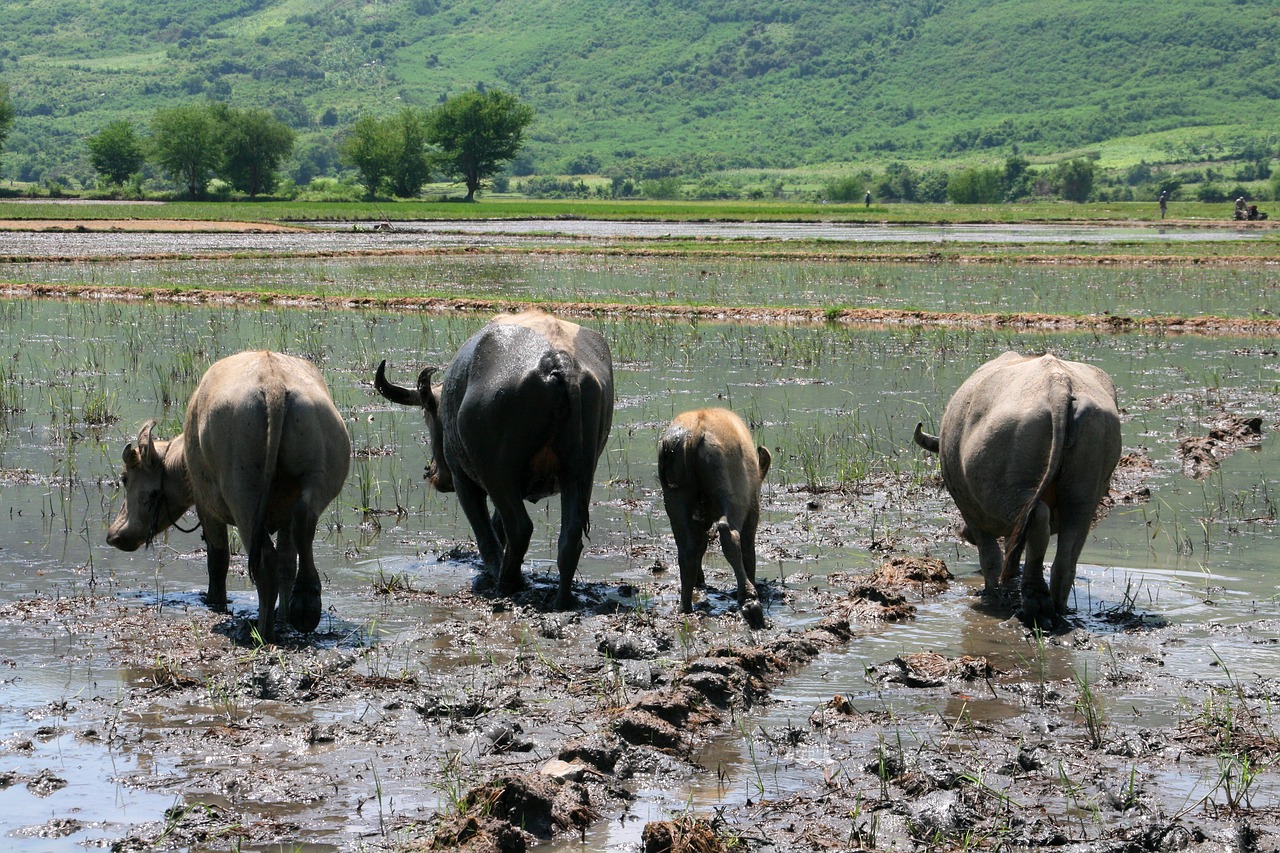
[[741, 507, 761, 585], [969, 526, 1004, 597], [1018, 502, 1054, 626], [453, 474, 504, 579], [665, 499, 709, 614], [491, 497, 532, 597], [202, 518, 230, 612], [286, 499, 323, 633], [1048, 516, 1092, 616], [250, 535, 280, 643], [555, 482, 590, 610], [716, 519, 764, 628]]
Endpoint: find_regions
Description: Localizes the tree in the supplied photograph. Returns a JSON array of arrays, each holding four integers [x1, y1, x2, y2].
[[387, 107, 430, 198], [1002, 154, 1034, 200], [947, 166, 1002, 204], [340, 114, 396, 200], [427, 89, 533, 201], [873, 162, 919, 201], [1054, 158, 1095, 202], [0, 84, 14, 168], [218, 106, 295, 198], [149, 103, 221, 199], [87, 119, 145, 186]]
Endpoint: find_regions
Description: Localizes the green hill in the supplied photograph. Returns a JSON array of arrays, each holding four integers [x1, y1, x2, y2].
[[2, 0, 1278, 186]]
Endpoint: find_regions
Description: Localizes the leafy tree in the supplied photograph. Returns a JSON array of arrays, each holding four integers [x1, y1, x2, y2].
[[387, 108, 431, 198], [217, 106, 295, 198], [427, 89, 533, 201], [1054, 158, 1095, 202], [1002, 154, 1035, 200], [947, 166, 1002, 204], [825, 173, 873, 202], [0, 84, 14, 168], [149, 103, 221, 199], [639, 176, 682, 200], [873, 162, 918, 201], [915, 169, 950, 203], [87, 119, 144, 186], [340, 114, 396, 200]]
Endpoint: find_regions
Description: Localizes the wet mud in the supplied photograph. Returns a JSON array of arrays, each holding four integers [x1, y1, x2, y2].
[[5, 463, 1280, 852]]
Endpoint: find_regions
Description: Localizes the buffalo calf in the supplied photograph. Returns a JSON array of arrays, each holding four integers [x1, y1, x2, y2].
[[659, 408, 771, 628]]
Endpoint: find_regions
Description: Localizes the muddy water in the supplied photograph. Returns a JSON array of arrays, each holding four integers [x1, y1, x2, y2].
[[0, 274, 1278, 848]]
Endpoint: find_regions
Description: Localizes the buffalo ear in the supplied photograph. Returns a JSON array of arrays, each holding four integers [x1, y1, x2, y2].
[[122, 442, 138, 466], [756, 445, 772, 480]]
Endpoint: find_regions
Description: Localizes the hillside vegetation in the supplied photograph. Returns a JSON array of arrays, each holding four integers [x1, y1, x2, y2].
[[2, 0, 1279, 185]]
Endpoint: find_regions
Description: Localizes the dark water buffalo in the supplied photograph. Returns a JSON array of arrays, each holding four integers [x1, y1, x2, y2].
[[659, 408, 771, 628], [375, 310, 614, 608], [107, 351, 351, 641], [913, 352, 1121, 625]]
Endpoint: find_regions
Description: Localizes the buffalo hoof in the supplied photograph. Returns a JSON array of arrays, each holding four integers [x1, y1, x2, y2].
[[555, 589, 577, 611], [289, 590, 323, 633], [497, 577, 525, 598], [205, 592, 229, 612], [741, 599, 766, 630]]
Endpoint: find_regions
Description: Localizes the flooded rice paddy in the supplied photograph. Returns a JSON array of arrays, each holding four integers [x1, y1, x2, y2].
[[6, 251, 1280, 320], [1, 249, 1280, 850]]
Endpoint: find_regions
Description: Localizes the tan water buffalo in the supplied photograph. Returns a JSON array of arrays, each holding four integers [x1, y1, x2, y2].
[[107, 351, 351, 642], [659, 408, 771, 628], [375, 310, 614, 608], [913, 352, 1121, 626]]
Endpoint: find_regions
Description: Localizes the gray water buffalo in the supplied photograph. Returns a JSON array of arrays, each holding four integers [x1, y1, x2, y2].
[[659, 408, 771, 628], [107, 351, 351, 642], [375, 310, 614, 608], [913, 352, 1121, 625]]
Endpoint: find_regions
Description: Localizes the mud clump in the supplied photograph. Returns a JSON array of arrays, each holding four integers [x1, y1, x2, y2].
[[433, 772, 598, 852], [868, 651, 999, 688], [641, 816, 728, 853], [870, 554, 953, 594], [1105, 449, 1155, 506], [828, 554, 954, 622], [1177, 413, 1264, 479]]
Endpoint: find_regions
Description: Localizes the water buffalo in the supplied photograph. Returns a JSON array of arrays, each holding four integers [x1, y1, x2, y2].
[[659, 408, 771, 628], [107, 351, 351, 642], [913, 352, 1121, 625], [375, 310, 614, 608]]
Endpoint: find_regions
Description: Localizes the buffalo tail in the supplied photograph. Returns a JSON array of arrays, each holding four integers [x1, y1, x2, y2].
[[1000, 370, 1070, 585]]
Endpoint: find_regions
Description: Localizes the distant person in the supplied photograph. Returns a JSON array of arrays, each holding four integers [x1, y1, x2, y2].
[[864, 190, 871, 207], [1158, 190, 1168, 219], [1236, 197, 1247, 220]]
